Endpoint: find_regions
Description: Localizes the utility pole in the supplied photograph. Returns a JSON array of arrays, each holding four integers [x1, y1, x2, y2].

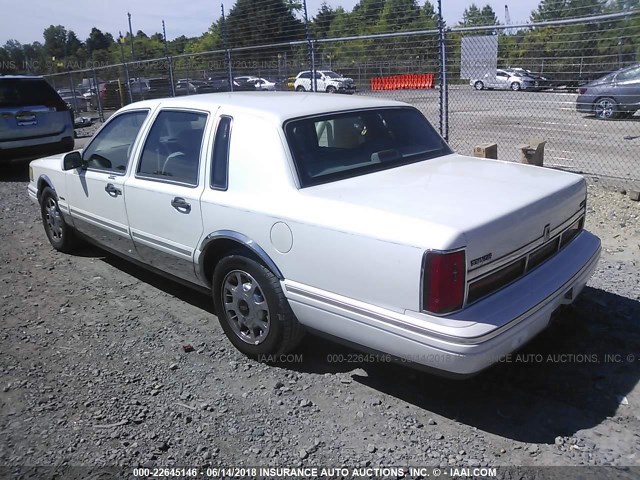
[[162, 20, 176, 96], [128, 12, 136, 61]]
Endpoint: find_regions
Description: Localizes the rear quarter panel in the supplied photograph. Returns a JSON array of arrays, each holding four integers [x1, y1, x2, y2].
[[198, 111, 424, 313]]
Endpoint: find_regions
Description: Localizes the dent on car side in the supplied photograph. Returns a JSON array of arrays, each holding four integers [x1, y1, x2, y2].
[[28, 92, 601, 376]]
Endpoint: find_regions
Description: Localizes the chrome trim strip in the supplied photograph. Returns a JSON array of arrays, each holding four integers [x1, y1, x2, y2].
[[288, 243, 600, 346], [131, 231, 192, 257], [133, 173, 198, 189], [467, 207, 585, 278], [464, 216, 584, 309], [69, 208, 129, 235], [198, 230, 283, 280]]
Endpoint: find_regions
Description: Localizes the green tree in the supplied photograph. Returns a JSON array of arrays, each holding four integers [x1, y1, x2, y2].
[[86, 27, 114, 54], [223, 0, 304, 48], [459, 4, 499, 27], [43, 25, 68, 60], [313, 2, 337, 39]]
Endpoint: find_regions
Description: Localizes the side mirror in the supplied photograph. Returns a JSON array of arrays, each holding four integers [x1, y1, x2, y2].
[[63, 151, 83, 170]]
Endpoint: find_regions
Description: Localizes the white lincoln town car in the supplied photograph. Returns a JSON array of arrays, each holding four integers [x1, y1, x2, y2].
[[28, 92, 601, 376]]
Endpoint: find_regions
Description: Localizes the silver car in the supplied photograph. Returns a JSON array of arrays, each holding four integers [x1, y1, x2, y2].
[[1, 76, 74, 163], [471, 69, 536, 91]]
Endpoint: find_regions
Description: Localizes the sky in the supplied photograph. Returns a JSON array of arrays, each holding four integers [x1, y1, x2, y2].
[[0, 0, 541, 46]]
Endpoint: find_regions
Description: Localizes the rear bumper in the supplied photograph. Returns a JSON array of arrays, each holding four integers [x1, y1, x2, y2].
[[576, 98, 594, 113], [284, 231, 601, 375], [0, 136, 74, 163]]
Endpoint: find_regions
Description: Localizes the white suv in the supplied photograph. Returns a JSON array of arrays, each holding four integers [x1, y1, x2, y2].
[[294, 70, 356, 94]]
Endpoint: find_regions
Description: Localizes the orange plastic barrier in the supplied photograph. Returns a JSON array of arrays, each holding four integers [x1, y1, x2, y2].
[[369, 73, 435, 91]]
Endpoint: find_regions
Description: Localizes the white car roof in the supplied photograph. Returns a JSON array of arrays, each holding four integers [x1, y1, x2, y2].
[[120, 92, 409, 124]]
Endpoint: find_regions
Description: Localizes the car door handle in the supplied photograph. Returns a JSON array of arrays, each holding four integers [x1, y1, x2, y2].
[[104, 183, 122, 196], [171, 197, 191, 213]]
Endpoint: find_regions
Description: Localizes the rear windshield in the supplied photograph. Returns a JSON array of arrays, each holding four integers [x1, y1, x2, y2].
[[0, 78, 65, 109], [284, 107, 452, 187]]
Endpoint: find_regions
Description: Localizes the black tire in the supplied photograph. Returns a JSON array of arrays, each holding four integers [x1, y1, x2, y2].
[[295, 86, 306, 92], [594, 97, 619, 119], [212, 254, 304, 357], [510, 81, 521, 91], [474, 81, 484, 91], [40, 187, 78, 253], [326, 86, 336, 94]]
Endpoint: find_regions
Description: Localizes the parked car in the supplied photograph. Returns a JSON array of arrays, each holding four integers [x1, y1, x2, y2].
[[57, 88, 90, 112], [294, 70, 356, 94], [0, 75, 74, 163], [207, 77, 235, 92], [175, 79, 217, 96], [234, 77, 276, 91], [503, 67, 554, 90], [99, 81, 129, 109], [27, 92, 601, 376], [130, 77, 172, 100], [232, 77, 263, 91], [576, 63, 640, 119], [471, 69, 536, 91]]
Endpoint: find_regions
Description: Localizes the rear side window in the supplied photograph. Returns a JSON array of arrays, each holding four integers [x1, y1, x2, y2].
[[138, 110, 207, 186], [616, 66, 640, 82], [0, 78, 66, 109], [211, 116, 232, 190], [285, 107, 451, 187]]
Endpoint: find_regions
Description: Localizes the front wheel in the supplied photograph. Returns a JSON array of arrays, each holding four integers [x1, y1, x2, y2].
[[594, 97, 619, 119], [326, 86, 336, 94], [295, 86, 306, 92], [510, 82, 521, 91], [212, 254, 304, 357], [40, 187, 78, 253]]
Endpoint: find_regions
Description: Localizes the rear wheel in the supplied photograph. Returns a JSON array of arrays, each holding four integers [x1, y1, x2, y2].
[[40, 187, 78, 253], [510, 82, 521, 91], [594, 97, 618, 119], [212, 254, 304, 357], [474, 81, 484, 91]]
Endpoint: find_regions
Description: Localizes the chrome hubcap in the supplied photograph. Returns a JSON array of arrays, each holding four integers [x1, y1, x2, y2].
[[45, 198, 63, 241], [222, 270, 270, 345], [596, 100, 614, 118]]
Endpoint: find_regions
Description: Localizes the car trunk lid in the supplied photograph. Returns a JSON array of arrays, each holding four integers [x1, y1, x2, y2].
[[301, 153, 586, 271]]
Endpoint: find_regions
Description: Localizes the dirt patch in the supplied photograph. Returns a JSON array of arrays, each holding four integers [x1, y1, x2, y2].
[[0, 168, 639, 472]]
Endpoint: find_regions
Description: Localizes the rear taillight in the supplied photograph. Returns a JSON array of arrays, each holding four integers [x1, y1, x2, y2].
[[422, 250, 466, 314], [578, 87, 587, 95]]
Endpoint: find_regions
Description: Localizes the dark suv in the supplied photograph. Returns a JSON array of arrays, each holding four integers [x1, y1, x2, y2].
[[0, 75, 74, 163]]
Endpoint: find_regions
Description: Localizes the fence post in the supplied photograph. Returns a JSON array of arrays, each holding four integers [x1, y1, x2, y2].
[[302, 0, 316, 92], [92, 65, 104, 123], [437, 0, 449, 142], [221, 3, 234, 91]]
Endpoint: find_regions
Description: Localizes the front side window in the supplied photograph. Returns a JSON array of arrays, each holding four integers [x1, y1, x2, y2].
[[137, 110, 207, 186], [285, 107, 452, 187], [82, 110, 148, 173]]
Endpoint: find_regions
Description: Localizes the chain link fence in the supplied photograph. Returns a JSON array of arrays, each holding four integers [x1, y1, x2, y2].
[[43, 6, 640, 190]]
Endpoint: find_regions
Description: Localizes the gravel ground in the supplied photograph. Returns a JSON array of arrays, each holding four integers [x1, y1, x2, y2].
[[0, 162, 639, 478]]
